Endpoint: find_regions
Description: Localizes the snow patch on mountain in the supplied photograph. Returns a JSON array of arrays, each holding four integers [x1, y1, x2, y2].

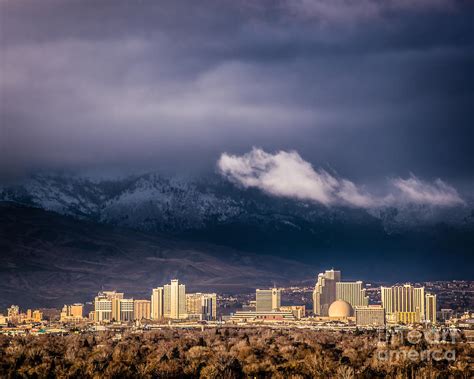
[[1, 172, 472, 235]]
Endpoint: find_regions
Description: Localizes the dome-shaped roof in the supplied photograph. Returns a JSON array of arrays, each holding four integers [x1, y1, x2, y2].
[[328, 300, 353, 318]]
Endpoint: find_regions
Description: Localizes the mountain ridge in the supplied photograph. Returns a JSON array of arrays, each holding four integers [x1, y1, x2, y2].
[[0, 201, 317, 309], [1, 173, 474, 282]]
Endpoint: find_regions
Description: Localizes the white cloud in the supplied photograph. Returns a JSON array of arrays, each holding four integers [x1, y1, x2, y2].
[[218, 148, 375, 207], [392, 175, 464, 206], [218, 148, 464, 208]]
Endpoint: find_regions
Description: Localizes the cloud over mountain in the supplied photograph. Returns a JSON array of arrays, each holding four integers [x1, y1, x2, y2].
[[392, 176, 464, 206], [218, 148, 464, 208]]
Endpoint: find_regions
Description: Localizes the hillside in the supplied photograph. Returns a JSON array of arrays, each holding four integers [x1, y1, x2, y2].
[[0, 202, 316, 309]]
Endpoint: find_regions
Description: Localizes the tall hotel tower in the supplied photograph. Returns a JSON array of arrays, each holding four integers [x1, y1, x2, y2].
[[151, 287, 164, 320], [425, 293, 437, 324], [313, 269, 341, 316], [381, 284, 425, 323], [164, 279, 187, 319], [336, 281, 369, 308], [151, 279, 187, 320]]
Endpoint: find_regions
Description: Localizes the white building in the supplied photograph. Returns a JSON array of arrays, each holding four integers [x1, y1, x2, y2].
[[163, 279, 187, 319], [94, 291, 130, 323], [230, 310, 295, 323], [118, 298, 134, 322], [94, 293, 112, 322], [313, 269, 341, 316], [151, 287, 164, 320]]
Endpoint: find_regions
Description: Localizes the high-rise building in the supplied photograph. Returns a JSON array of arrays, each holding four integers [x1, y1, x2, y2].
[[60, 303, 84, 322], [313, 269, 341, 316], [355, 305, 385, 327], [70, 303, 83, 318], [134, 300, 151, 321], [186, 293, 217, 320], [381, 285, 425, 323], [151, 287, 164, 320], [7, 305, 20, 323], [94, 293, 112, 322], [336, 281, 369, 308], [94, 291, 124, 322], [186, 293, 201, 317], [32, 310, 43, 322], [118, 298, 134, 322], [425, 293, 437, 324], [414, 287, 425, 319], [256, 288, 281, 312], [202, 293, 217, 320], [163, 279, 187, 319]]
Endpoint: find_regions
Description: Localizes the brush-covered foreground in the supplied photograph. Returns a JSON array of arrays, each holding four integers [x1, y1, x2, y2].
[[0, 328, 472, 378]]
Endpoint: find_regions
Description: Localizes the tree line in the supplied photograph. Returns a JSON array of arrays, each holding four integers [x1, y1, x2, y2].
[[0, 328, 472, 378]]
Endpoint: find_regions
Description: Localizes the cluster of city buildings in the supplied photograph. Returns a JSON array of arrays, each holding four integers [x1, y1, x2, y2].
[[90, 279, 217, 323], [0, 269, 457, 331], [0, 305, 43, 325], [312, 269, 438, 327]]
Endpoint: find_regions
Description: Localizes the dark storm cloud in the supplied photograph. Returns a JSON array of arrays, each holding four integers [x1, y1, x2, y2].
[[1, 0, 473, 188]]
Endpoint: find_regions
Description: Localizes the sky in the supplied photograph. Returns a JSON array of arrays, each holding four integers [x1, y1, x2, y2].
[[1, 0, 473, 198]]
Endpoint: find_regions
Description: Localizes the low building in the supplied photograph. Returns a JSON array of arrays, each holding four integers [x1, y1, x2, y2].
[[396, 311, 420, 324], [440, 308, 454, 322], [229, 311, 296, 323], [280, 305, 305, 319], [355, 305, 385, 327]]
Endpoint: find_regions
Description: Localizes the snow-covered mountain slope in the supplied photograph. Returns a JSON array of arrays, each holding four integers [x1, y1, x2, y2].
[[1, 172, 471, 232], [0, 173, 338, 231], [1, 172, 474, 280]]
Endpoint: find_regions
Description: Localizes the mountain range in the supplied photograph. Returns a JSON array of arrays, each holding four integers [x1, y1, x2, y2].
[[1, 172, 473, 305]]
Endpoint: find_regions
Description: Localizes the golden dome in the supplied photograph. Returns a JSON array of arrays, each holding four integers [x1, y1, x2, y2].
[[328, 300, 353, 318]]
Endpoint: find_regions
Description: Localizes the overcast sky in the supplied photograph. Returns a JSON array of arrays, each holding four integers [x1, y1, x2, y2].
[[1, 0, 473, 191]]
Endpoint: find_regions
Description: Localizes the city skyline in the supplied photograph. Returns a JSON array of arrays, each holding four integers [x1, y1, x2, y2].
[[1, 1, 473, 376], [0, 269, 448, 328]]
